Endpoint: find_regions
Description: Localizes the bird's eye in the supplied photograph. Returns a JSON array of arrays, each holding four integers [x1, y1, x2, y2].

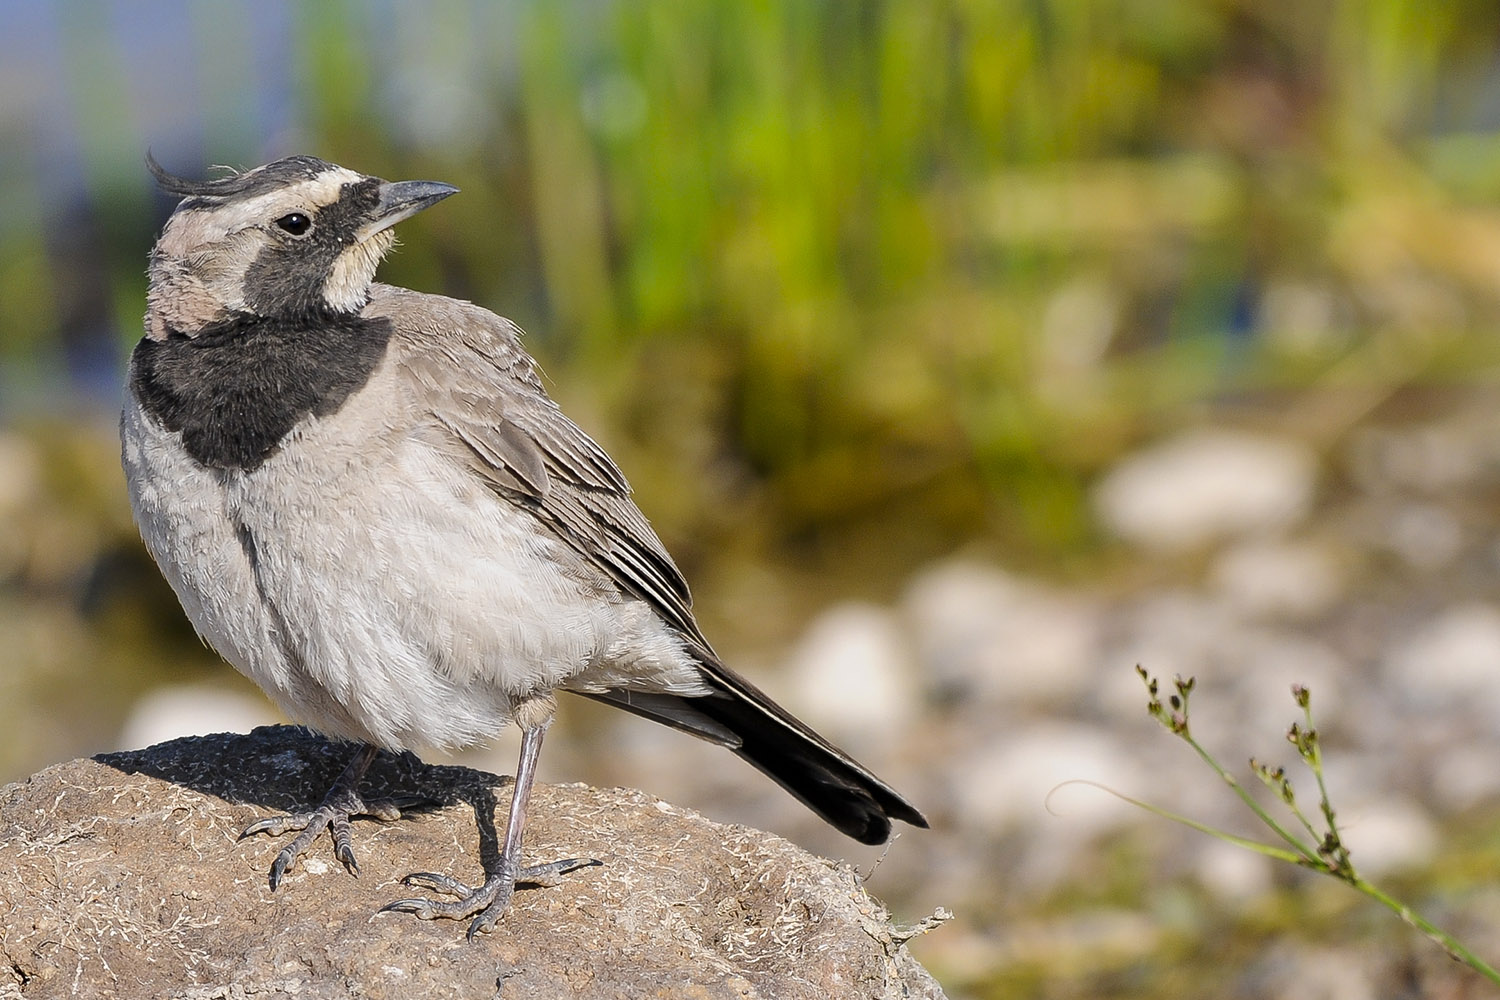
[[275, 213, 312, 236]]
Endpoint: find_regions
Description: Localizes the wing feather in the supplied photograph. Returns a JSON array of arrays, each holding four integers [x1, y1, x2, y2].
[[375, 285, 704, 647], [367, 284, 929, 843]]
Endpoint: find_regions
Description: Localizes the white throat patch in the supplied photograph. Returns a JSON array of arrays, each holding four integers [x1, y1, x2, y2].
[[323, 229, 397, 313]]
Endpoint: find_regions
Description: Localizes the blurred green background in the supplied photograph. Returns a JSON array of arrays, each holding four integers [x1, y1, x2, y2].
[[8, 1, 1500, 996]]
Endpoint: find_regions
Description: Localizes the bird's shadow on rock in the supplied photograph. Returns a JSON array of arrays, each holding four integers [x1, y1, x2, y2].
[[96, 724, 507, 876]]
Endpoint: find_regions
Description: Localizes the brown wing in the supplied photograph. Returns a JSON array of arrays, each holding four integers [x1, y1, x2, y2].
[[374, 285, 711, 653], [371, 285, 928, 843]]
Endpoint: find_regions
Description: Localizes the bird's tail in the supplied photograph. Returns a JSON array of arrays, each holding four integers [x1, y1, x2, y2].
[[579, 660, 928, 845]]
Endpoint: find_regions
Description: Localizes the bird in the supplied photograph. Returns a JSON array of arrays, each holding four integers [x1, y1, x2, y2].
[[122, 153, 928, 937]]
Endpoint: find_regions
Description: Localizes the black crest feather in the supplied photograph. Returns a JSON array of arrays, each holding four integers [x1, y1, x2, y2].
[[146, 152, 338, 203]]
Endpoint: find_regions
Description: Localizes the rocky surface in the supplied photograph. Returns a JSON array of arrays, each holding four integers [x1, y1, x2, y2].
[[0, 727, 946, 1000]]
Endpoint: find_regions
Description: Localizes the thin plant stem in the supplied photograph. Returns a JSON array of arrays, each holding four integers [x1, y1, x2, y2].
[[1133, 667, 1500, 985]]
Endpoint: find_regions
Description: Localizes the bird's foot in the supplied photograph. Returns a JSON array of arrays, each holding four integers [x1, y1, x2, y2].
[[240, 792, 431, 890], [380, 857, 600, 938]]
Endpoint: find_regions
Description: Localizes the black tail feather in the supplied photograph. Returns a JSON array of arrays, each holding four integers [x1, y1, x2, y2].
[[578, 665, 928, 845]]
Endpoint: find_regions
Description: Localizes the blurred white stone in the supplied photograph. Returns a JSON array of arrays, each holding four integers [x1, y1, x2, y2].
[[1094, 428, 1317, 552], [1384, 603, 1500, 712], [1211, 539, 1343, 620], [1385, 502, 1463, 571], [950, 723, 1139, 835], [949, 723, 1147, 893], [119, 685, 280, 751], [1252, 943, 1376, 1000], [1338, 797, 1439, 878], [1429, 740, 1500, 813], [903, 561, 1102, 707], [785, 602, 918, 749], [1340, 497, 1463, 574], [1193, 838, 1272, 901], [1347, 424, 1486, 496]]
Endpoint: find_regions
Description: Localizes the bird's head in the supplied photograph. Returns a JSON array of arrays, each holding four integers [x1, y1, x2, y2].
[[143, 154, 457, 339]]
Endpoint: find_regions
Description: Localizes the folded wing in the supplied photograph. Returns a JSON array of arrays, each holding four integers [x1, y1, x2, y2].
[[380, 286, 928, 843]]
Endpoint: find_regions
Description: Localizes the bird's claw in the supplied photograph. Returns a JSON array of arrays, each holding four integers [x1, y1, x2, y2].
[[378, 858, 601, 935], [238, 746, 429, 890]]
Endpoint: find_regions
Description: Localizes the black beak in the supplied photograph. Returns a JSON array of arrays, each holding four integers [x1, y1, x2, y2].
[[359, 179, 459, 240]]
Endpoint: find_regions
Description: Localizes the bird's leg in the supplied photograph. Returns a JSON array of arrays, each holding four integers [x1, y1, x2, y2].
[[381, 693, 600, 937], [240, 742, 426, 890]]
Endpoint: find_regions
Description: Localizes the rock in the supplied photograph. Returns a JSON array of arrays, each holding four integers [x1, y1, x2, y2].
[[1346, 422, 1493, 496], [0, 727, 945, 1000], [1192, 839, 1272, 902], [903, 561, 1102, 708], [1210, 539, 1344, 621], [1093, 428, 1317, 552], [1428, 740, 1500, 812], [1243, 942, 1376, 1000], [1335, 797, 1439, 879], [1382, 502, 1463, 571], [949, 722, 1138, 835], [1384, 602, 1500, 714]]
